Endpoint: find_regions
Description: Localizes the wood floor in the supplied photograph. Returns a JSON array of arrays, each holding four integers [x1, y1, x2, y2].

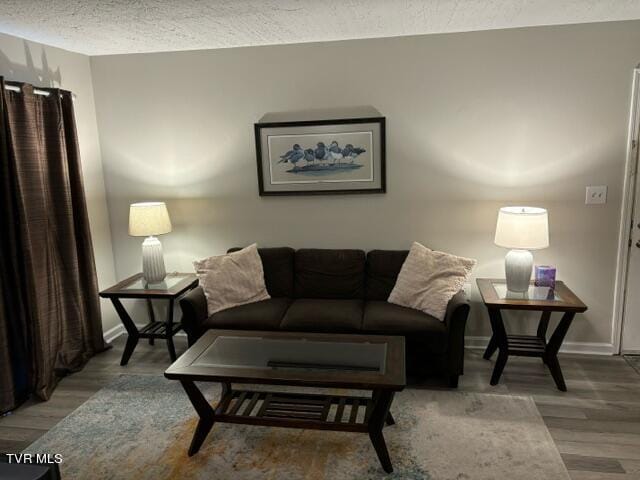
[[2, 335, 640, 479]]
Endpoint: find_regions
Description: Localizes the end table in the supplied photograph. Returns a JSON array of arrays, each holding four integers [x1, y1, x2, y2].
[[476, 278, 587, 391], [100, 273, 198, 365]]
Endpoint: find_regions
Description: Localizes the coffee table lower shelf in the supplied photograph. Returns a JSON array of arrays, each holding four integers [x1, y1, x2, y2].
[[179, 381, 397, 473]]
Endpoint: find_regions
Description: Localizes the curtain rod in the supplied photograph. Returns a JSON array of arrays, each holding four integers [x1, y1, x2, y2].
[[3, 84, 76, 99]]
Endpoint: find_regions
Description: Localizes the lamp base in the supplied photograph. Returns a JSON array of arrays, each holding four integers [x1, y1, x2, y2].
[[142, 236, 166, 284], [505, 249, 533, 293]]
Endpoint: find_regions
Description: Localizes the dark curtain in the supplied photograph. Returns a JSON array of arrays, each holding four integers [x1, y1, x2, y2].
[[0, 77, 107, 413]]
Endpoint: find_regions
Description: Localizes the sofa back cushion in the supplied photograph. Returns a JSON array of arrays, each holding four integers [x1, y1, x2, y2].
[[365, 250, 409, 300], [294, 249, 365, 299], [228, 247, 295, 297]]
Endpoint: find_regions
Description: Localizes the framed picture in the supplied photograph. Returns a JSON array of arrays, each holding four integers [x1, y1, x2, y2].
[[254, 117, 386, 196]]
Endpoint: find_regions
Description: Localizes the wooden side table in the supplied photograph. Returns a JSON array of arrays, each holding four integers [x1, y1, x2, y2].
[[100, 273, 198, 365], [476, 278, 587, 391]]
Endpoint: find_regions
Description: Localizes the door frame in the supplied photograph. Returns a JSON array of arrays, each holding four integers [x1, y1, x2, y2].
[[613, 66, 640, 354]]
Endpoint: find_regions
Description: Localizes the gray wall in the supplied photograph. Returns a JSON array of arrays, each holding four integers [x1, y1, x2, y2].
[[90, 21, 640, 351], [0, 32, 119, 332]]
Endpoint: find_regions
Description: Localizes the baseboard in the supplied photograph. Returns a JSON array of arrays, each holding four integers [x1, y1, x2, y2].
[[560, 342, 615, 355], [103, 324, 126, 344], [104, 326, 614, 356], [465, 336, 614, 356]]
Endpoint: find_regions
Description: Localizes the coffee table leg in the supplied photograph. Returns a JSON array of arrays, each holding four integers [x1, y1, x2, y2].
[[544, 312, 575, 391], [488, 308, 509, 386], [368, 391, 396, 427], [368, 390, 395, 473], [385, 412, 395, 426], [180, 380, 216, 456], [111, 298, 140, 366]]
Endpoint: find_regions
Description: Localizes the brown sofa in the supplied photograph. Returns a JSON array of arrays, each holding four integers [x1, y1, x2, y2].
[[180, 247, 470, 387]]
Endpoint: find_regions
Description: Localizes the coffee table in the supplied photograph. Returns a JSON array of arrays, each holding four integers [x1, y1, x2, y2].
[[165, 330, 405, 473]]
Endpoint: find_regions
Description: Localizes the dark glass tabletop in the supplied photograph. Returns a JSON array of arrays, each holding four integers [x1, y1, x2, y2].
[[476, 278, 587, 312], [99, 272, 198, 298], [122, 274, 190, 291], [194, 335, 387, 373], [491, 282, 562, 301], [165, 330, 405, 390]]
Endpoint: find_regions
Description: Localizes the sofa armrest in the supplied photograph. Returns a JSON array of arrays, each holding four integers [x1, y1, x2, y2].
[[444, 290, 470, 328], [443, 290, 471, 384], [179, 286, 208, 345]]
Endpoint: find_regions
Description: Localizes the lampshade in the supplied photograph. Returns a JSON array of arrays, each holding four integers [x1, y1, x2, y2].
[[128, 202, 172, 237], [494, 206, 549, 250]]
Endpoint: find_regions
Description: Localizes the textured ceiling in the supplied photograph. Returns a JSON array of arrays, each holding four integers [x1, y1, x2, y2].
[[1, 0, 639, 56]]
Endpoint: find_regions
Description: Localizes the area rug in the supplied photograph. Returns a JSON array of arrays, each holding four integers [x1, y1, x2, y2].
[[25, 374, 569, 479]]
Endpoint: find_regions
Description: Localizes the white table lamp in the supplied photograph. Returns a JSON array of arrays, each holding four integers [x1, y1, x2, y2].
[[494, 206, 549, 292], [129, 202, 172, 283]]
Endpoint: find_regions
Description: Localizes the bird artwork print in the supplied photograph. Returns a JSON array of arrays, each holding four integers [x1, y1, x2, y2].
[[277, 139, 367, 175]]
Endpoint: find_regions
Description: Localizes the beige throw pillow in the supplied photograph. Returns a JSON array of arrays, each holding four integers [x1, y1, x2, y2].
[[388, 242, 476, 321], [193, 244, 270, 315]]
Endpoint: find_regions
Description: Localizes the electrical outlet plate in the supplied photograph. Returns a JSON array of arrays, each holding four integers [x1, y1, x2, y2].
[[585, 185, 607, 205]]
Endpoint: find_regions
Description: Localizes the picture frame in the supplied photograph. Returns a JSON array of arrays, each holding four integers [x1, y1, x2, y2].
[[254, 117, 386, 196]]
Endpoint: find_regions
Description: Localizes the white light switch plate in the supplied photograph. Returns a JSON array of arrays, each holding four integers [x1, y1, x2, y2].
[[585, 185, 607, 204]]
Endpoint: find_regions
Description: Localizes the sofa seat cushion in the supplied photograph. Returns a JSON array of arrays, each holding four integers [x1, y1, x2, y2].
[[202, 297, 292, 331], [363, 301, 448, 353], [281, 299, 364, 332]]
